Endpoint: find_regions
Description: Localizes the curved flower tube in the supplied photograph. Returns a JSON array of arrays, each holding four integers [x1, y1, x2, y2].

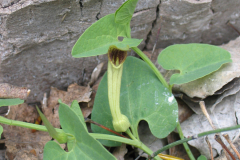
[[107, 46, 130, 132]]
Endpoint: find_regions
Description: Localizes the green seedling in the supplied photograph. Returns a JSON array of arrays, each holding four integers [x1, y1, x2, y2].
[[0, 0, 235, 160]]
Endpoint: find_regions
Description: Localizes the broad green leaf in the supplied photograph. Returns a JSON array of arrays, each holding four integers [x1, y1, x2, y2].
[[72, 13, 142, 58], [197, 155, 207, 160], [0, 125, 3, 137], [158, 43, 232, 85], [115, 0, 139, 24], [91, 56, 178, 146], [68, 100, 87, 130], [43, 101, 116, 160], [0, 98, 24, 107]]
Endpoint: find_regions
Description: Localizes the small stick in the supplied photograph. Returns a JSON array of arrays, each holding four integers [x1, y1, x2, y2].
[[0, 83, 30, 100], [223, 133, 240, 159], [151, 16, 162, 60], [61, 13, 67, 23], [226, 21, 240, 35], [84, 118, 128, 139], [0, 139, 6, 144], [205, 136, 214, 160], [199, 101, 216, 129], [214, 134, 236, 160]]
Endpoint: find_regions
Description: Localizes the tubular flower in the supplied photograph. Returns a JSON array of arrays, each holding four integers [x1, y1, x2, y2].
[[107, 46, 130, 132]]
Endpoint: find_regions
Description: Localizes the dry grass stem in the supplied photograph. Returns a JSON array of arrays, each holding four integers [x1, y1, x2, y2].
[[223, 133, 240, 159], [199, 101, 216, 129], [215, 134, 236, 160], [205, 136, 214, 160]]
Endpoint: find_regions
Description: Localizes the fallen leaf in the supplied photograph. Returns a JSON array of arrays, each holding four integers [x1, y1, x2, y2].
[[177, 98, 194, 123], [112, 143, 128, 160], [88, 62, 105, 86], [180, 78, 240, 114], [43, 83, 92, 128], [180, 91, 240, 159], [137, 121, 167, 158]]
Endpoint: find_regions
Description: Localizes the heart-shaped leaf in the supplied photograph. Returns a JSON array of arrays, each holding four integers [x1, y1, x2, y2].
[[68, 100, 87, 130], [91, 56, 178, 146], [43, 101, 116, 160], [158, 43, 232, 85], [115, 0, 139, 24], [0, 98, 24, 107], [72, 13, 142, 58]]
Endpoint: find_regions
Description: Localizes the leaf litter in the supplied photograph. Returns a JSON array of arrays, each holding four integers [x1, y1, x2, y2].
[[2, 103, 51, 160]]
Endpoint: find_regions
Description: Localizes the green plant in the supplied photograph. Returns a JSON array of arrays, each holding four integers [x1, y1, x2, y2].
[[0, 0, 236, 160]]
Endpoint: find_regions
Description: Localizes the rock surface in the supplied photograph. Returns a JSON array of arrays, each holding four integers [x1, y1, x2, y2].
[[147, 0, 240, 49], [0, 0, 239, 102]]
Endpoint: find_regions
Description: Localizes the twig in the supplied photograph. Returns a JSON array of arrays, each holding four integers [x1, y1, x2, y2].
[[214, 134, 236, 160], [205, 136, 214, 160], [0, 139, 6, 144], [227, 21, 240, 35], [84, 118, 128, 139], [0, 83, 30, 100], [200, 101, 234, 159], [151, 16, 162, 60], [223, 133, 240, 159], [199, 101, 216, 129]]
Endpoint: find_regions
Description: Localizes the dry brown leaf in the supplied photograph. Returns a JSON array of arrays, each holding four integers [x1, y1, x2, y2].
[[177, 98, 194, 123], [88, 62, 105, 86], [3, 103, 51, 160], [137, 121, 167, 158], [112, 143, 128, 160], [0, 83, 30, 100], [181, 78, 240, 114], [43, 83, 92, 128], [82, 76, 103, 118]]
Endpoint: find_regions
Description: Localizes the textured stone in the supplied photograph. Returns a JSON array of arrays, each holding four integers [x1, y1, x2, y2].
[[147, 0, 240, 49], [0, 0, 158, 102]]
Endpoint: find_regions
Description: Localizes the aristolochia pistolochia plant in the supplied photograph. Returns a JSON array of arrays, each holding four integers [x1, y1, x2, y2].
[[107, 46, 130, 132]]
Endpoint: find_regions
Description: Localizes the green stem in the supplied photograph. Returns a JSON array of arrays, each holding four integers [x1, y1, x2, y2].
[[126, 129, 162, 160], [0, 116, 161, 159], [177, 122, 196, 160], [0, 116, 65, 133], [131, 47, 170, 90], [1, 116, 46, 131], [131, 126, 140, 140], [140, 143, 162, 160], [91, 133, 141, 146], [125, 128, 137, 140], [92, 133, 162, 160], [152, 124, 240, 157]]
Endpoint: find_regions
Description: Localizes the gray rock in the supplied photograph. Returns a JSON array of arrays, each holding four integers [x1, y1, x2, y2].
[[0, 0, 239, 103], [147, 0, 240, 49], [0, 0, 158, 102]]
